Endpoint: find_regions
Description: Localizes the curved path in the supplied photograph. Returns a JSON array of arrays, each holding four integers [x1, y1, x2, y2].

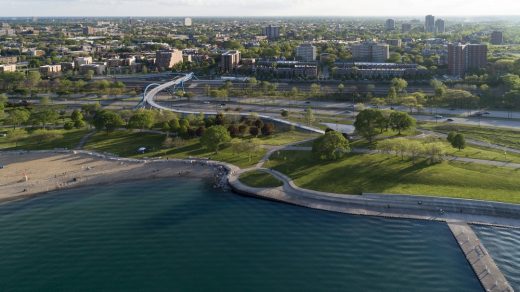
[[139, 74, 324, 135]]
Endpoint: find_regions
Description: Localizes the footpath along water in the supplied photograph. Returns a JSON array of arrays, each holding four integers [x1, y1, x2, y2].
[[0, 178, 482, 291]]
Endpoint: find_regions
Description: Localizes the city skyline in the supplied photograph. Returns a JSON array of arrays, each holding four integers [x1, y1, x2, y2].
[[1, 0, 520, 17]]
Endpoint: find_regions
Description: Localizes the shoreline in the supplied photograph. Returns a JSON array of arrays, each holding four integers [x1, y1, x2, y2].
[[0, 150, 235, 204]]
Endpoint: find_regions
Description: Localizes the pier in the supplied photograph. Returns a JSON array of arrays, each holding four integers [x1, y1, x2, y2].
[[448, 222, 513, 292]]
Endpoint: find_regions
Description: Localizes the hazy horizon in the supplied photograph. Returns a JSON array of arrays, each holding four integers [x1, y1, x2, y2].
[[1, 0, 520, 17]]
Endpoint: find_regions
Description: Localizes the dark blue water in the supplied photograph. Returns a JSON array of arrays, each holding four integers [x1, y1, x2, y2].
[[0, 178, 482, 291], [473, 225, 520, 290]]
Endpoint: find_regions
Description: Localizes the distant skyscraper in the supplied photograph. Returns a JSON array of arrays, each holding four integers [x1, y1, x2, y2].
[[491, 31, 504, 45], [385, 19, 395, 31], [184, 17, 192, 27], [401, 23, 412, 33], [263, 25, 280, 40], [425, 15, 435, 33], [435, 19, 445, 33], [448, 43, 488, 77], [296, 43, 317, 62]]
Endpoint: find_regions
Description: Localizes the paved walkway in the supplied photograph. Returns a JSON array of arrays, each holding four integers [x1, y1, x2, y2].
[[75, 130, 96, 150], [420, 129, 520, 155]]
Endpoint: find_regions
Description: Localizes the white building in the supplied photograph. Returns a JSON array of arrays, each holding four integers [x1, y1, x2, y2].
[[296, 43, 317, 62], [184, 18, 192, 27]]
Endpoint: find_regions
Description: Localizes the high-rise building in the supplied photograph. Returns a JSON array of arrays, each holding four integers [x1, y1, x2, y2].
[[371, 44, 390, 63], [448, 43, 488, 77], [385, 19, 395, 31], [351, 42, 389, 62], [296, 43, 317, 62], [387, 39, 402, 47], [221, 50, 241, 73], [155, 50, 183, 71], [491, 31, 504, 45], [425, 15, 435, 33], [184, 17, 192, 27], [263, 25, 280, 40], [465, 44, 488, 70], [435, 19, 445, 33], [401, 23, 412, 33]]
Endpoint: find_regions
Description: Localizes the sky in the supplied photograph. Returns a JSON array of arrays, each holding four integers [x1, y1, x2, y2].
[[1, 0, 520, 17]]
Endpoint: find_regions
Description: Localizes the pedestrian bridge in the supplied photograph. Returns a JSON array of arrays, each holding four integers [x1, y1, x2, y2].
[[137, 73, 324, 134]]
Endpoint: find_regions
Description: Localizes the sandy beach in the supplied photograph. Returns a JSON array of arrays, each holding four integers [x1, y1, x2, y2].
[[0, 151, 219, 202]]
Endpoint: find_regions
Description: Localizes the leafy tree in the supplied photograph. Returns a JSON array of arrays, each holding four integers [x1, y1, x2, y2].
[[281, 110, 289, 118], [74, 119, 86, 129], [310, 83, 320, 95], [249, 126, 259, 137], [6, 128, 28, 147], [312, 131, 351, 160], [386, 86, 397, 103], [389, 111, 416, 135], [303, 107, 315, 126], [354, 109, 384, 143], [451, 133, 466, 150], [5, 109, 30, 129], [128, 110, 155, 130], [447, 131, 457, 143], [261, 123, 275, 136], [169, 117, 180, 132], [391, 78, 408, 95], [31, 109, 59, 129], [93, 110, 124, 134], [200, 125, 231, 153], [64, 121, 74, 130], [71, 109, 83, 122]]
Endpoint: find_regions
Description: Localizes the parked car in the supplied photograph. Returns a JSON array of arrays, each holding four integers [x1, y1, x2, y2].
[[446, 118, 454, 122]]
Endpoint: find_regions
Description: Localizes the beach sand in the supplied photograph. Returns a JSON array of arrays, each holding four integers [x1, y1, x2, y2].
[[0, 151, 216, 202]]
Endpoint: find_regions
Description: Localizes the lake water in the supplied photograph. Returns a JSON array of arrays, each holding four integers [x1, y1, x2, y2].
[[0, 178, 483, 291], [473, 225, 520, 290]]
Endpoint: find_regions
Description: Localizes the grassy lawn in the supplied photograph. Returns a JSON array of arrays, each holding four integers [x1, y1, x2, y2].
[[445, 144, 520, 164], [239, 170, 283, 188], [83, 130, 267, 168], [258, 130, 319, 146], [265, 151, 520, 204], [84, 131, 165, 157], [419, 122, 520, 150], [0, 129, 90, 150]]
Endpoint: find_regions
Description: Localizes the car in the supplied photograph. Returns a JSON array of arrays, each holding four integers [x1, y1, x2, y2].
[[449, 108, 456, 111], [305, 101, 311, 104], [483, 112, 490, 115], [435, 115, 443, 119], [203, 101, 210, 104], [446, 118, 454, 122], [0, 165, 4, 169], [220, 103, 226, 106]]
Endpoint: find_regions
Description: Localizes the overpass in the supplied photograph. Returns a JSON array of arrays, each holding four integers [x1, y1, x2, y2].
[[137, 73, 325, 134]]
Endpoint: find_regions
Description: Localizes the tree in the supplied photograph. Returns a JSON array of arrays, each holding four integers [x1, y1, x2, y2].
[[312, 131, 351, 160], [249, 126, 259, 137], [93, 110, 124, 134], [128, 110, 155, 130], [200, 125, 231, 153], [71, 109, 83, 122], [451, 133, 466, 150], [31, 109, 59, 129], [310, 83, 320, 95], [386, 86, 397, 103], [447, 131, 457, 143], [391, 78, 408, 95], [261, 123, 275, 136], [337, 83, 345, 94], [389, 111, 416, 135], [281, 110, 289, 118], [5, 109, 30, 129], [304, 107, 315, 126], [354, 109, 384, 143], [40, 96, 51, 106], [6, 128, 28, 147]]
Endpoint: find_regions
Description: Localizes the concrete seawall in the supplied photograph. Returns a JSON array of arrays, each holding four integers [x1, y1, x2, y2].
[[449, 222, 513, 292], [229, 169, 520, 228]]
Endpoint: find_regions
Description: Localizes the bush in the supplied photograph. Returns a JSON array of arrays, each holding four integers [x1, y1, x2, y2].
[[261, 123, 275, 136], [249, 126, 259, 137], [64, 121, 74, 130]]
